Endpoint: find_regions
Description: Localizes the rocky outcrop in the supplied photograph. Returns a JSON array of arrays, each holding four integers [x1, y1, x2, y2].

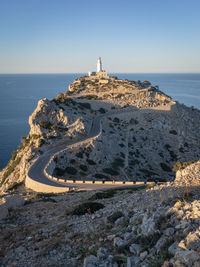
[[0, 182, 200, 266], [0, 194, 24, 220], [29, 98, 68, 136], [175, 161, 200, 186]]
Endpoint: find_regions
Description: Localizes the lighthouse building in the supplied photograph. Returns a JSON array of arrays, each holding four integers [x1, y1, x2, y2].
[[88, 57, 109, 78]]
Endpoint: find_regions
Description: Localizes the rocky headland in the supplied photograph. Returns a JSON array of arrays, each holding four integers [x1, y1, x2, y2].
[[0, 75, 200, 266]]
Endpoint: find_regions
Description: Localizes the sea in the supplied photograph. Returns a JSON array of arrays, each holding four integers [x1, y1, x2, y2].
[[0, 73, 200, 169]]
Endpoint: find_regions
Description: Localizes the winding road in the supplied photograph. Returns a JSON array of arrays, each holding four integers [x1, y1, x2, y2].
[[27, 108, 141, 191]]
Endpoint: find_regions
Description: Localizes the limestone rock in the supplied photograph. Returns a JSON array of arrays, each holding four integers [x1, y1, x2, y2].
[[168, 242, 178, 256], [3, 194, 24, 210], [83, 255, 99, 267], [175, 249, 200, 266], [141, 214, 156, 236], [186, 231, 200, 250], [129, 243, 141, 255], [127, 256, 140, 267]]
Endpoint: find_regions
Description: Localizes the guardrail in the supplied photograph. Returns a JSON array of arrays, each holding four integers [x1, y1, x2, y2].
[[43, 169, 156, 187]]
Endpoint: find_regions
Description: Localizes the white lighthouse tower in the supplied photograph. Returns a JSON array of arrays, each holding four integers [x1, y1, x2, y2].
[[88, 57, 109, 78], [97, 57, 103, 72]]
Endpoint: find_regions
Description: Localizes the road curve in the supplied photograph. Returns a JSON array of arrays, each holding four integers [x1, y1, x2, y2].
[[27, 108, 138, 191]]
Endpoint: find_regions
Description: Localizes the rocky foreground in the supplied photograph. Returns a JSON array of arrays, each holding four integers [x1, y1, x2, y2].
[[0, 162, 200, 267]]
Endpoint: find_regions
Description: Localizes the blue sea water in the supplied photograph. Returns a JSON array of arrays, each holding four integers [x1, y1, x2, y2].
[[0, 73, 200, 169]]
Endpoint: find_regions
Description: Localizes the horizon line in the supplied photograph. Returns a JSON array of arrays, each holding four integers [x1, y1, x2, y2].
[[0, 72, 200, 75]]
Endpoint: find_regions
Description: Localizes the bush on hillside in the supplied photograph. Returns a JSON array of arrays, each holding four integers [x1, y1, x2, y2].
[[70, 202, 105, 215], [160, 163, 171, 172], [107, 211, 123, 223], [103, 168, 119, 176], [173, 161, 195, 172], [65, 166, 77, 175]]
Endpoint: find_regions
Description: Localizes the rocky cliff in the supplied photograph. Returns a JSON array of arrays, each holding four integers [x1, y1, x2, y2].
[[0, 75, 200, 191], [0, 75, 200, 267]]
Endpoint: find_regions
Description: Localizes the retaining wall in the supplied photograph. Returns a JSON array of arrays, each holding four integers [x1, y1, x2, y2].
[[25, 175, 70, 193]]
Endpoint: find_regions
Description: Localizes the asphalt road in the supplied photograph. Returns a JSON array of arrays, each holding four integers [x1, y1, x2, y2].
[[28, 108, 138, 191]]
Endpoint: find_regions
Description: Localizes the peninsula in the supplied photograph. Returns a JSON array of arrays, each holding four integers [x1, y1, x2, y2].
[[0, 59, 200, 267], [0, 58, 200, 193]]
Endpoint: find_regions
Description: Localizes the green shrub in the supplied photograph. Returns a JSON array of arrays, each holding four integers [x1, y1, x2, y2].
[[78, 102, 91, 109], [169, 130, 177, 135], [169, 150, 177, 161], [76, 151, 83, 158], [31, 134, 40, 139], [11, 151, 17, 161], [70, 202, 105, 215], [160, 163, 171, 172], [28, 154, 34, 162], [50, 125, 57, 131], [139, 168, 156, 176], [99, 108, 106, 114], [129, 159, 140, 166], [112, 158, 124, 169], [164, 144, 171, 150], [113, 117, 120, 123], [94, 173, 109, 179], [87, 159, 96, 165], [79, 164, 88, 172], [7, 181, 23, 191], [107, 211, 123, 223], [89, 190, 116, 200], [103, 168, 119, 176], [38, 138, 45, 147], [0, 157, 22, 186], [173, 161, 195, 172], [54, 167, 65, 176], [21, 136, 30, 147], [39, 121, 51, 129], [65, 166, 77, 175]]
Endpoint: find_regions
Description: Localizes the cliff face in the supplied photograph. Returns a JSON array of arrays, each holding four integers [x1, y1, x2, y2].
[[0, 96, 91, 192], [0, 75, 200, 192], [29, 98, 68, 136]]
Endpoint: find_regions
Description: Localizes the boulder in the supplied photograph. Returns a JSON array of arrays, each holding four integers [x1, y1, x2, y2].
[[0, 194, 24, 220], [113, 237, 127, 248], [141, 214, 156, 236], [129, 243, 141, 255], [97, 247, 107, 260], [168, 242, 178, 256], [186, 231, 200, 250], [3, 194, 25, 210], [127, 256, 140, 267], [83, 255, 99, 267], [175, 249, 200, 266]]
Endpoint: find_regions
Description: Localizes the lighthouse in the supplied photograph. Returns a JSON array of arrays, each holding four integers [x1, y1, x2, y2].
[[97, 57, 103, 72], [88, 57, 109, 78]]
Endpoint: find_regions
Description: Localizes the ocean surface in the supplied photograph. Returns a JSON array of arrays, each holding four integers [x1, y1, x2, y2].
[[0, 73, 200, 169]]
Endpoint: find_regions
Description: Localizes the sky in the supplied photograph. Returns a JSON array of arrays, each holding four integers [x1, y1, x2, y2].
[[0, 0, 200, 73]]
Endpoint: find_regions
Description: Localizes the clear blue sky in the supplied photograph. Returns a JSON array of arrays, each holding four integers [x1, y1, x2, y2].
[[0, 0, 200, 73]]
